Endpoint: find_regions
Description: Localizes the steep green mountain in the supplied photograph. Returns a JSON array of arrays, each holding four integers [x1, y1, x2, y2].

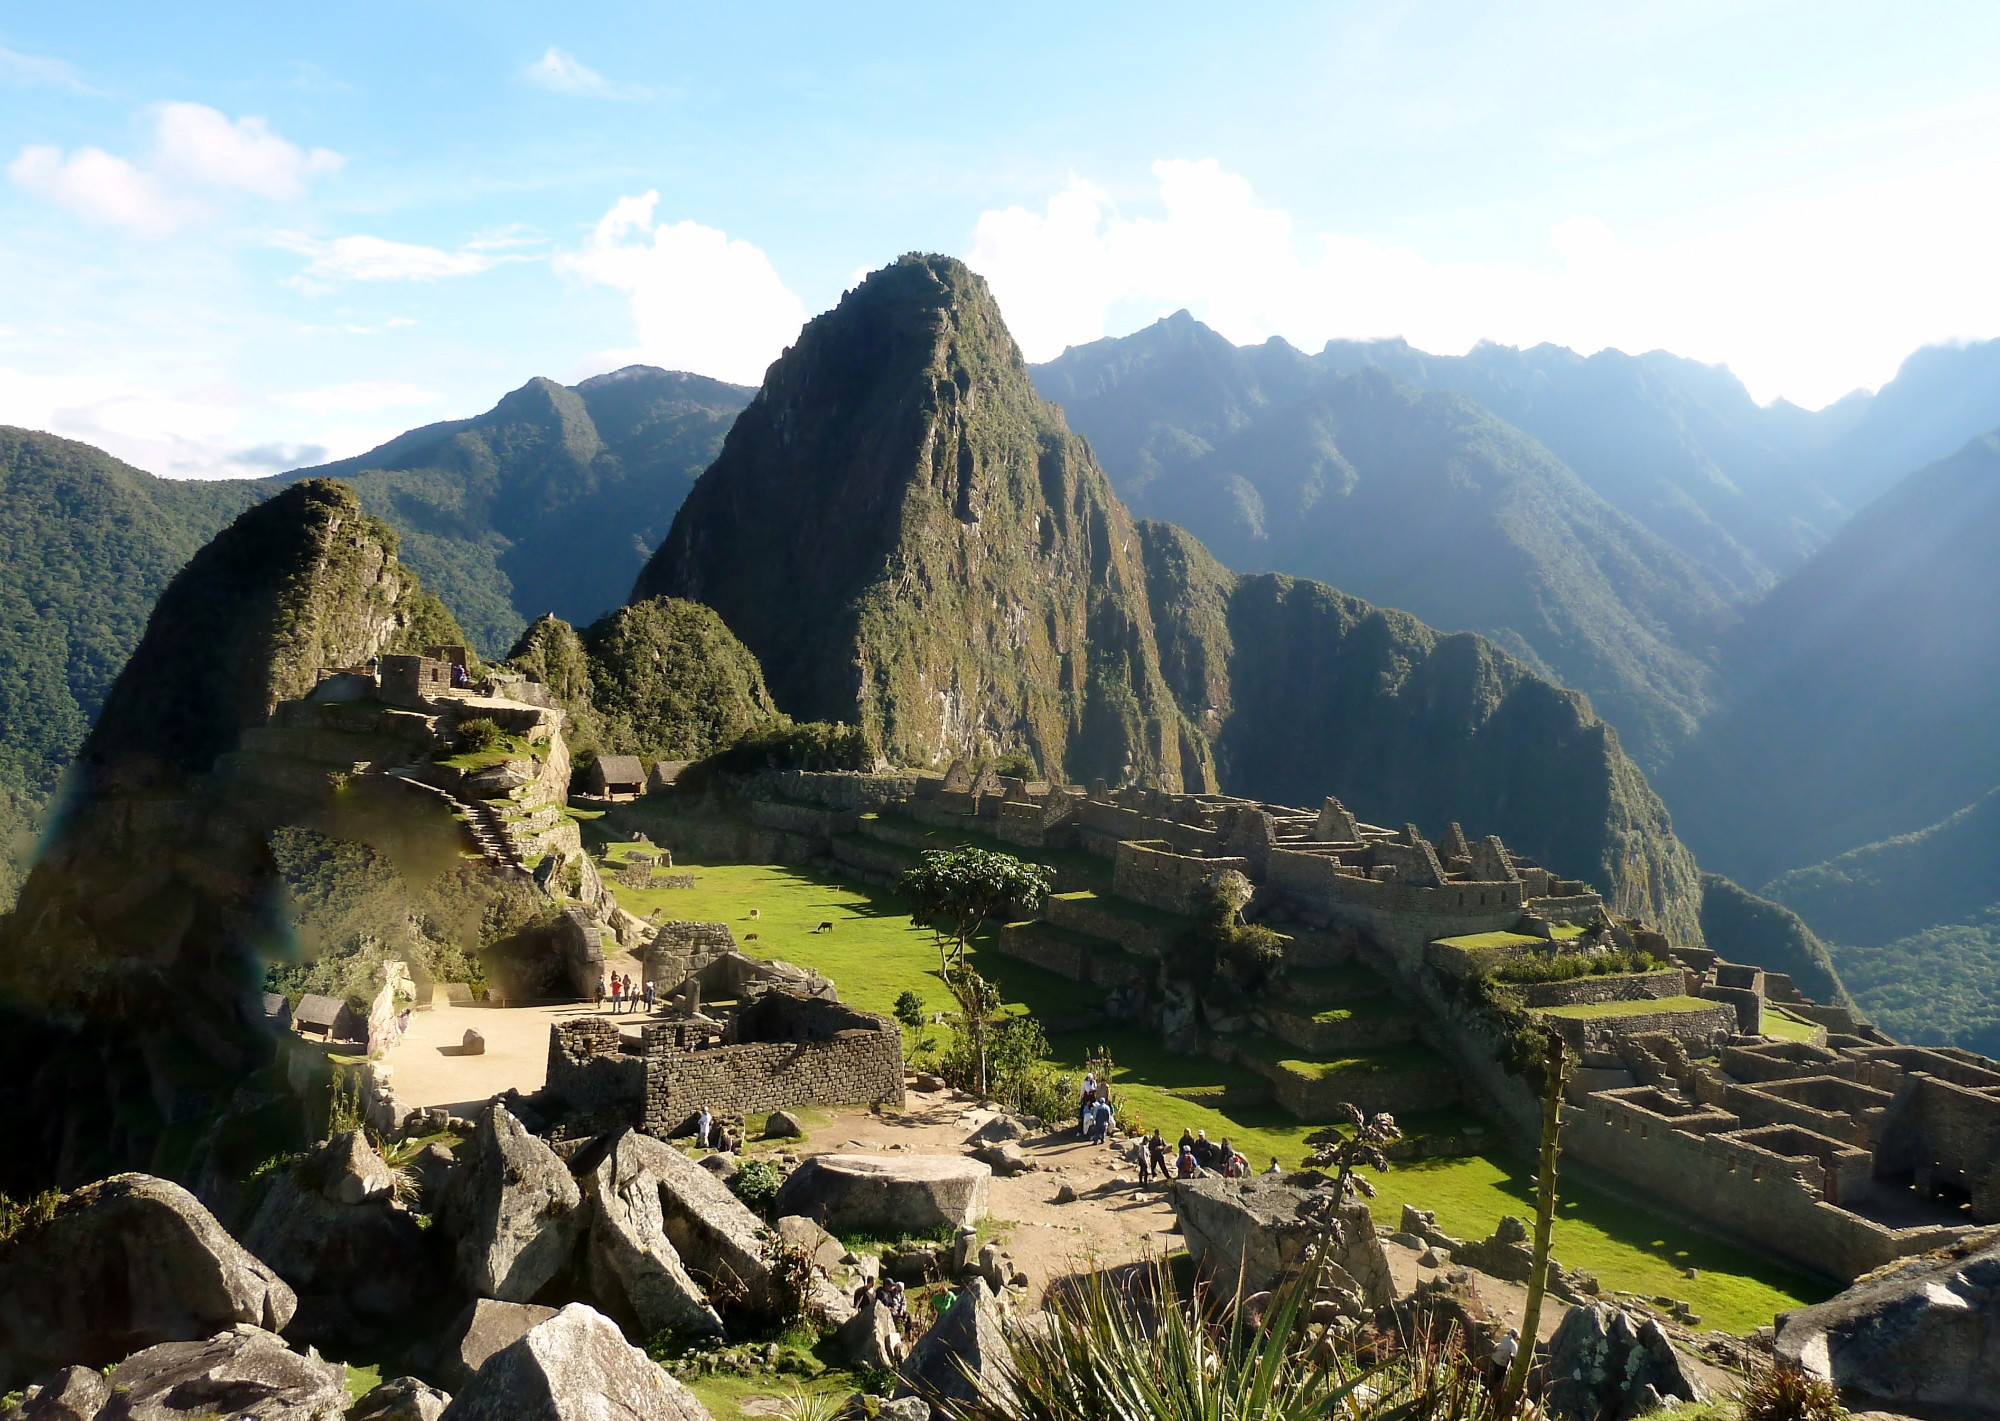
[[1034, 314, 1736, 770], [635, 255, 1704, 941], [1762, 788, 2000, 1052], [288, 365, 753, 655], [507, 596, 776, 766], [1134, 521, 1704, 945], [1661, 427, 2000, 887], [0, 481, 486, 1187], [1694, 872, 1850, 1010], [1311, 336, 1846, 596], [635, 254, 1203, 788], [0, 429, 266, 904]]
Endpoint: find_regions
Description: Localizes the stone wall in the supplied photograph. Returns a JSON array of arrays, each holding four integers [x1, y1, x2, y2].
[[544, 1018, 646, 1125], [1043, 892, 1182, 958], [1112, 840, 1252, 915], [1510, 970, 1685, 1010], [642, 996, 904, 1131], [1543, 1001, 1738, 1051], [1567, 1087, 1973, 1280]]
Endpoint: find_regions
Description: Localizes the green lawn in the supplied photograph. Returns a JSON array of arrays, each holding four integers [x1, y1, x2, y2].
[[1434, 930, 1546, 951], [1763, 1009, 1823, 1043], [1541, 995, 1721, 1020], [607, 853, 1829, 1333]]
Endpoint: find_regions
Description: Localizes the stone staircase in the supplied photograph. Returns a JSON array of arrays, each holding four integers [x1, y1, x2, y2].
[[388, 771, 524, 870]]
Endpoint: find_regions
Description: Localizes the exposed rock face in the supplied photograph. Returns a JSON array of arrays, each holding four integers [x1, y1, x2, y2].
[[634, 255, 1201, 786], [1543, 1303, 1707, 1421], [437, 1301, 558, 1392], [0, 1175, 294, 1388], [839, 1299, 905, 1371], [896, 1280, 1007, 1407], [98, 1325, 347, 1421], [437, 1105, 584, 1303], [437, 1303, 712, 1421], [604, 1132, 774, 1315], [583, 1133, 726, 1339], [3, 1364, 111, 1421], [1169, 1178, 1389, 1306], [776, 1154, 991, 1237], [239, 1135, 440, 1345], [1776, 1233, 2000, 1414], [349, 1378, 452, 1421]]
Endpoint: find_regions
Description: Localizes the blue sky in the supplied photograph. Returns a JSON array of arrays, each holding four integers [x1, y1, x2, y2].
[[4, 1, 1999, 476]]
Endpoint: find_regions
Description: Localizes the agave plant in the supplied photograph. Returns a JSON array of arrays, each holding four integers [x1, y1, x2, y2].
[[951, 1251, 1527, 1421]]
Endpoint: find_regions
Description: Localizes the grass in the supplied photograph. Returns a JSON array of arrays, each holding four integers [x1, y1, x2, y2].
[[613, 854, 1830, 1334], [1233, 1034, 1444, 1080], [1541, 995, 1723, 1020], [1433, 930, 1547, 951], [683, 1369, 857, 1420], [1762, 1009, 1823, 1043], [343, 1364, 383, 1403]]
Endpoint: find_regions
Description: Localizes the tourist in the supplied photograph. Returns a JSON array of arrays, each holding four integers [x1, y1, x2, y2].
[[1094, 1095, 1115, 1145], [1177, 1126, 1195, 1158], [1221, 1139, 1248, 1178], [885, 1279, 908, 1324], [1134, 1135, 1153, 1184], [642, 979, 656, 1014], [609, 975, 623, 1014], [1078, 1080, 1096, 1136], [1266, 1156, 1283, 1175], [1149, 1129, 1170, 1179], [1177, 1146, 1198, 1178], [1192, 1129, 1216, 1168], [1489, 1328, 1519, 1391], [854, 1277, 878, 1309], [595, 974, 606, 1011], [696, 1105, 713, 1150]]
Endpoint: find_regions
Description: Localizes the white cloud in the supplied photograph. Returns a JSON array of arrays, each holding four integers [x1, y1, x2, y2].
[[7, 102, 340, 234], [281, 233, 504, 283], [0, 42, 97, 93], [556, 192, 806, 385], [967, 157, 2000, 408], [522, 47, 647, 99]]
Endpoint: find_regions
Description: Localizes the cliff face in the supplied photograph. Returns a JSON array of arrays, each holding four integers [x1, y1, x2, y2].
[[0, 481, 450, 1188], [634, 255, 1200, 787], [1135, 521, 1705, 947]]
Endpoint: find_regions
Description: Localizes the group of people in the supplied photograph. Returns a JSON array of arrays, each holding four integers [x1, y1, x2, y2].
[[1077, 1072, 1118, 1143], [851, 1276, 910, 1326], [1135, 1127, 1284, 1182], [596, 971, 653, 1014], [692, 1105, 741, 1154]]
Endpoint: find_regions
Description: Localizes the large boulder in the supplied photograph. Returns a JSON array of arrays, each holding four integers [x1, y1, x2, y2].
[[0, 1175, 295, 1388], [838, 1299, 905, 1371], [1776, 1234, 2000, 1414], [350, 1378, 452, 1421], [2, 1365, 110, 1421], [437, 1303, 711, 1421], [240, 1136, 441, 1345], [437, 1301, 558, 1392], [775, 1156, 990, 1236], [583, 1135, 726, 1340], [1543, 1303, 1707, 1421], [97, 1325, 347, 1421], [436, 1105, 584, 1303], [896, 1280, 1006, 1407], [597, 1133, 777, 1314], [1170, 1179, 1389, 1306]]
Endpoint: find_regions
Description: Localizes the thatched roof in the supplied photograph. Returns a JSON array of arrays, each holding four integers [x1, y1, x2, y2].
[[592, 755, 645, 788]]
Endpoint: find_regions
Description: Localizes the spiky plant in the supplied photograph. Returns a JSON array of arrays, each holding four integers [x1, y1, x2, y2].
[[1737, 1364, 1847, 1421], [1303, 1103, 1402, 1205]]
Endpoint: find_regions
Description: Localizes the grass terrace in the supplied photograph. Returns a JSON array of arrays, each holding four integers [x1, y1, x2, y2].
[[586, 848, 1830, 1332], [1541, 995, 1721, 1020]]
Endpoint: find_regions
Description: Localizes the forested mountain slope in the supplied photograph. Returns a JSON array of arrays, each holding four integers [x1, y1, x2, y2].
[[1034, 315, 1735, 770]]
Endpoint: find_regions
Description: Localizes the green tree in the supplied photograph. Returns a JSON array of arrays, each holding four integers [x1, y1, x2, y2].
[[892, 989, 928, 1031], [900, 847, 1054, 978], [944, 964, 1004, 1099]]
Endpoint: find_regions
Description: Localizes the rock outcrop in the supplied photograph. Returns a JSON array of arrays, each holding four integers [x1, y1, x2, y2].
[[1543, 1302, 1707, 1421], [437, 1105, 584, 1303], [98, 1325, 348, 1421], [436, 1301, 558, 1392], [774, 1155, 991, 1237], [437, 1303, 711, 1421], [350, 1378, 452, 1421], [1776, 1232, 2000, 1414], [583, 1134, 727, 1339], [239, 1133, 440, 1344], [1, 1364, 111, 1421], [1169, 1177, 1389, 1306], [0, 1175, 294, 1388], [896, 1280, 1007, 1408]]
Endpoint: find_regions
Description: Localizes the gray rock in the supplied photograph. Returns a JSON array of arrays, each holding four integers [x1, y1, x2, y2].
[[350, 1378, 452, 1421], [875, 1399, 928, 1421], [240, 1143, 439, 1346], [837, 1299, 905, 1370], [1544, 1303, 1707, 1421], [964, 1116, 1030, 1145], [461, 1030, 486, 1055], [583, 1133, 726, 1340], [763, 1111, 804, 1139], [913, 1074, 946, 1093], [897, 1280, 1007, 1406], [773, 1155, 990, 1237], [0, 1175, 294, 1388], [98, 1325, 346, 1421], [436, 1304, 710, 1421], [436, 1105, 584, 1303], [1493, 1215, 1530, 1245], [970, 1142, 1034, 1176], [602, 1132, 774, 1318], [5, 1365, 109, 1421], [437, 1301, 558, 1392], [319, 1130, 394, 1205], [1053, 1182, 1078, 1204], [1169, 1179, 1391, 1306], [696, 1153, 739, 1181], [1776, 1235, 2000, 1413], [773, 1216, 845, 1272]]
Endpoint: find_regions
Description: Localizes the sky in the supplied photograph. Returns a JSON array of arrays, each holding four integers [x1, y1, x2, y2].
[[4, 1, 2000, 478]]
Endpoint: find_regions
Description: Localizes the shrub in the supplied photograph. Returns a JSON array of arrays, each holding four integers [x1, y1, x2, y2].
[[455, 717, 503, 753], [1737, 1364, 1848, 1421], [1492, 948, 1661, 984], [729, 1158, 785, 1215], [992, 752, 1037, 780], [893, 990, 928, 1031], [0, 1188, 62, 1244]]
